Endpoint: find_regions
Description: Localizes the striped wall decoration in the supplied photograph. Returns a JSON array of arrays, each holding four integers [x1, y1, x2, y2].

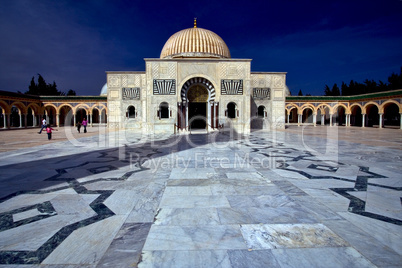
[[122, 88, 140, 99], [253, 88, 270, 100], [180, 77, 215, 103], [153, 79, 176, 95], [221, 80, 243, 95]]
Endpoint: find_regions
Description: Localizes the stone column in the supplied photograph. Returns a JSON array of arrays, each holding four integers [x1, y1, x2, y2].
[[185, 102, 188, 129], [313, 113, 317, 127], [287, 113, 290, 124], [24, 114, 27, 128], [321, 114, 325, 126], [3, 113, 7, 129], [19, 113, 22, 128], [90, 113, 93, 127], [33, 114, 36, 127], [297, 114, 301, 126], [379, 113, 383, 128], [362, 114, 365, 127], [346, 114, 350, 127], [210, 102, 214, 129], [329, 114, 333, 127], [56, 113, 60, 127], [400, 113, 402, 130], [99, 113, 102, 124], [6, 114, 10, 129], [73, 113, 76, 127]]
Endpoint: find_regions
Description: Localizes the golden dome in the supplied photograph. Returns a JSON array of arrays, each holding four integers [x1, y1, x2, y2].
[[160, 23, 231, 59]]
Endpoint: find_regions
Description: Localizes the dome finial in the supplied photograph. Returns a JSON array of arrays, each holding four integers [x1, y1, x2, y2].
[[194, 17, 197, 28]]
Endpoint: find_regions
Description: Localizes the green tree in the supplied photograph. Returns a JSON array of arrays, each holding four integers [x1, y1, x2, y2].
[[28, 76, 38, 95], [331, 83, 340, 96], [25, 74, 64, 96], [66, 89, 76, 96], [324, 85, 331, 96], [341, 81, 350, 96], [388, 67, 402, 90]]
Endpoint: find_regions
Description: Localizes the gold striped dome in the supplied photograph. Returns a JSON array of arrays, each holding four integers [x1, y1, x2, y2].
[[160, 21, 231, 59]]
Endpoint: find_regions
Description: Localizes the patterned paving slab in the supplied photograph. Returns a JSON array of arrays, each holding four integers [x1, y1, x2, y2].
[[0, 127, 400, 267]]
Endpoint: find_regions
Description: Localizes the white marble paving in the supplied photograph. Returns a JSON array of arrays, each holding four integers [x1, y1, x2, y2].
[[240, 223, 349, 249], [0, 128, 401, 266], [42, 215, 126, 265], [163, 186, 213, 196], [271, 247, 376, 268], [159, 195, 231, 208], [0, 215, 85, 251], [155, 208, 221, 226], [12, 208, 43, 222], [139, 250, 231, 268], [143, 225, 247, 250], [338, 212, 402, 254]]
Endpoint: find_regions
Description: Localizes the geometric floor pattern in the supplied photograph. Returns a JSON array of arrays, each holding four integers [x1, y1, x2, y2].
[[0, 127, 400, 267]]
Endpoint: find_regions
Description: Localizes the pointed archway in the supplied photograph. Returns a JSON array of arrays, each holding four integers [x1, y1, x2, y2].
[[178, 77, 219, 130]]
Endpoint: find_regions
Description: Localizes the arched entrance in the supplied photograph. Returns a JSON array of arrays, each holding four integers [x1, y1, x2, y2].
[[188, 85, 208, 129], [178, 77, 219, 130]]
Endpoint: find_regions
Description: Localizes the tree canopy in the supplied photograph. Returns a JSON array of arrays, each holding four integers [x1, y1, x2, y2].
[[25, 74, 76, 96], [324, 67, 402, 96]]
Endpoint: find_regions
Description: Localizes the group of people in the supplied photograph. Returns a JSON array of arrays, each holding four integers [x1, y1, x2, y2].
[[76, 118, 88, 133], [38, 117, 88, 140], [38, 118, 57, 140]]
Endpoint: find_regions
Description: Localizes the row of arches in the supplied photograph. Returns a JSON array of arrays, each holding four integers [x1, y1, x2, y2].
[[0, 102, 108, 128], [286, 100, 402, 128]]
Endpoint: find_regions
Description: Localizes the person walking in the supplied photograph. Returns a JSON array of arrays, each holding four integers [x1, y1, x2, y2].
[[38, 117, 46, 134], [45, 124, 57, 140], [82, 118, 87, 133], [77, 122, 81, 133]]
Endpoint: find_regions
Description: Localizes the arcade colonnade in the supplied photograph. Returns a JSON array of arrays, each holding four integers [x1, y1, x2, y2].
[[1, 89, 401, 130], [285, 90, 402, 129], [0, 91, 107, 129]]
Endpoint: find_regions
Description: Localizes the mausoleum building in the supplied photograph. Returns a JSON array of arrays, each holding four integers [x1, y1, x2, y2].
[[105, 20, 287, 134]]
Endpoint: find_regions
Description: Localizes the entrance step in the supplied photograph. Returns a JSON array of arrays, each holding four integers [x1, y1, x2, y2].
[[190, 129, 208, 134]]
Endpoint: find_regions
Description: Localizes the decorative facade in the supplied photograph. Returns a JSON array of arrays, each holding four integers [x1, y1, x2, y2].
[[105, 21, 287, 134]]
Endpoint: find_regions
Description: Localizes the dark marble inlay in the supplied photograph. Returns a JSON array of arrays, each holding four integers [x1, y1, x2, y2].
[[0, 201, 56, 232], [240, 138, 401, 226], [0, 146, 157, 265], [88, 165, 118, 174]]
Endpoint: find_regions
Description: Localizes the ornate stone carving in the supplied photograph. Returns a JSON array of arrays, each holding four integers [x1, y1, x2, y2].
[[122, 88, 140, 99], [153, 79, 176, 95], [273, 75, 285, 88], [108, 75, 120, 87], [252, 75, 272, 88], [152, 63, 159, 78], [134, 75, 141, 87], [168, 63, 176, 78], [122, 75, 127, 87], [221, 79, 243, 95], [220, 63, 228, 77], [127, 75, 135, 86], [253, 88, 270, 100], [181, 77, 215, 103]]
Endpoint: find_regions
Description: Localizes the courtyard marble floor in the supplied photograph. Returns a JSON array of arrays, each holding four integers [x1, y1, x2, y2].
[[0, 126, 401, 267]]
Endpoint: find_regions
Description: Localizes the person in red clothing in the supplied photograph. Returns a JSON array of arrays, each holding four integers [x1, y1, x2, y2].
[[82, 118, 87, 133], [46, 124, 57, 140]]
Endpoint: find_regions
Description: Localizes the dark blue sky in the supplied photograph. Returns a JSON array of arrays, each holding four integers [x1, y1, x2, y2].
[[0, 0, 401, 96]]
